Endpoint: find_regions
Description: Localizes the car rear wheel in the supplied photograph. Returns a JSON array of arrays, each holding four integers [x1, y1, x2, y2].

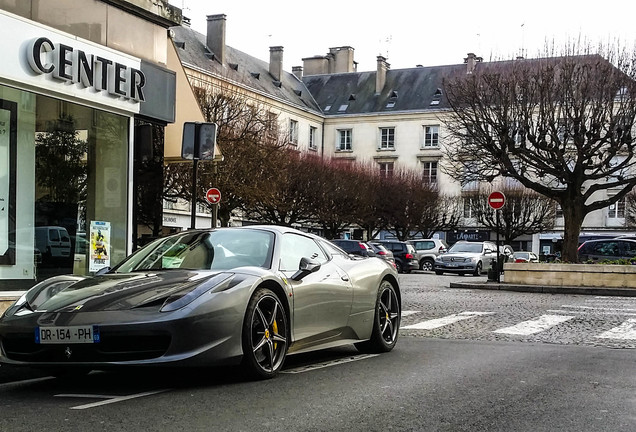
[[395, 261, 403, 273], [356, 280, 400, 353], [241, 288, 288, 380], [473, 262, 482, 276], [420, 258, 434, 271]]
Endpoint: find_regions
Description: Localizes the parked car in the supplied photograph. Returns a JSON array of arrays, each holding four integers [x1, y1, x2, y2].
[[0, 226, 401, 380], [578, 238, 636, 262], [434, 241, 497, 276], [375, 240, 419, 274], [34, 226, 71, 263], [368, 242, 396, 267], [408, 239, 448, 271], [330, 239, 376, 257], [512, 251, 539, 263]]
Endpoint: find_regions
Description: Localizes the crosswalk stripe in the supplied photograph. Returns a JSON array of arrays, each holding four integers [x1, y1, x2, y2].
[[493, 315, 575, 336], [402, 311, 493, 330], [596, 319, 636, 340]]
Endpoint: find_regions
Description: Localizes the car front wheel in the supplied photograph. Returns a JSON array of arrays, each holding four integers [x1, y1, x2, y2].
[[473, 261, 482, 276], [420, 258, 434, 271], [356, 280, 400, 353], [241, 288, 289, 379]]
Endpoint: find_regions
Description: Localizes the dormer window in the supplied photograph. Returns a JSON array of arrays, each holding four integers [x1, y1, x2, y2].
[[338, 104, 348, 112]]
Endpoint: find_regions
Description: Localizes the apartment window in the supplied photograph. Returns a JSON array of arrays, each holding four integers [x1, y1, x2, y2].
[[608, 197, 626, 218], [379, 162, 394, 178], [309, 126, 317, 150], [424, 125, 439, 147], [337, 129, 352, 151], [289, 120, 298, 145], [555, 203, 563, 219], [463, 198, 473, 218], [379, 127, 395, 149], [422, 161, 438, 183]]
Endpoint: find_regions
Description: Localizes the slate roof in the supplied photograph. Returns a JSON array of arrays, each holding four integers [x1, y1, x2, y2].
[[302, 64, 466, 116], [170, 25, 321, 113]]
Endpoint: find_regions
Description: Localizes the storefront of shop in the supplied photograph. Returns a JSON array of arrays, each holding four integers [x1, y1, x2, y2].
[[0, 5, 177, 290]]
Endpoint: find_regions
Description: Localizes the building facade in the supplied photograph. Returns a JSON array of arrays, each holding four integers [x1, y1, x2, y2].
[[0, 0, 182, 290]]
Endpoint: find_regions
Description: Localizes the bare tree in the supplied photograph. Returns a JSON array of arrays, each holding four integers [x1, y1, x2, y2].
[[442, 42, 636, 261], [463, 184, 556, 243]]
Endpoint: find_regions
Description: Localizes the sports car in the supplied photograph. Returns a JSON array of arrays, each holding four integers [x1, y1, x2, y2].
[[0, 226, 401, 379]]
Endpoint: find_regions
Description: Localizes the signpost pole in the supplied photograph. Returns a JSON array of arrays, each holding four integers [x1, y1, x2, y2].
[[496, 209, 501, 283], [190, 158, 198, 229]]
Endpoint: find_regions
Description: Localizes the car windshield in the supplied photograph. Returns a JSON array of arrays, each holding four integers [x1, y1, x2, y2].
[[448, 243, 483, 253], [114, 229, 274, 272]]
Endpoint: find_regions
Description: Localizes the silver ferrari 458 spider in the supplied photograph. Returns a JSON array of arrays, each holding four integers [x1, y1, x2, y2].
[[0, 226, 401, 379]]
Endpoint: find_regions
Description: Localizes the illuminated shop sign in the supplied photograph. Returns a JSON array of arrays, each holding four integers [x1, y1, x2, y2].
[[27, 37, 146, 103]]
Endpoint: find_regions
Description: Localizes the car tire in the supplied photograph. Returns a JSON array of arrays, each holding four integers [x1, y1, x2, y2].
[[420, 258, 434, 272], [435, 270, 443, 275], [356, 280, 400, 353], [395, 261, 403, 273], [473, 262, 482, 276], [241, 287, 289, 380]]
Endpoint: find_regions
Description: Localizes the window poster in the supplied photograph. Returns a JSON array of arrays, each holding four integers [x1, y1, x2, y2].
[[89, 220, 111, 272], [0, 100, 17, 265]]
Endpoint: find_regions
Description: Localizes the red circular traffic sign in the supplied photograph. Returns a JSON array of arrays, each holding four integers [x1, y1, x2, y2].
[[205, 187, 221, 204], [488, 191, 505, 210]]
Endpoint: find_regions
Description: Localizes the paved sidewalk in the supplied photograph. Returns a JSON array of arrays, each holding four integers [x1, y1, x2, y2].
[[449, 280, 636, 297]]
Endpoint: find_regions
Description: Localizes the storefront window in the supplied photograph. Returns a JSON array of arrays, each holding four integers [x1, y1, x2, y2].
[[0, 84, 129, 290]]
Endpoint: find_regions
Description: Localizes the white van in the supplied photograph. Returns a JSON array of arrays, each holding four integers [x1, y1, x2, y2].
[[34, 226, 72, 260]]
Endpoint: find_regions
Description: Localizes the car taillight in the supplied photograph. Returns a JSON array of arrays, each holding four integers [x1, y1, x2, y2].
[[377, 251, 387, 255], [405, 253, 414, 259]]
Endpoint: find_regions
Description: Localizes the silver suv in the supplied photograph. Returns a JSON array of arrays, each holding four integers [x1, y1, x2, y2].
[[408, 239, 448, 271], [434, 241, 497, 276]]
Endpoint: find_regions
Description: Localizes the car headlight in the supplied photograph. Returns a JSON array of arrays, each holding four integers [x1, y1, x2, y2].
[[160, 273, 234, 312]]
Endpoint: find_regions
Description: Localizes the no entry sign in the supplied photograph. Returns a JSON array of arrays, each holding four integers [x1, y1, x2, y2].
[[488, 191, 505, 210], [206, 187, 221, 204]]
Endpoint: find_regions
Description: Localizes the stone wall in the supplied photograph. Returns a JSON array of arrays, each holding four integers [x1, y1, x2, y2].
[[503, 263, 636, 288]]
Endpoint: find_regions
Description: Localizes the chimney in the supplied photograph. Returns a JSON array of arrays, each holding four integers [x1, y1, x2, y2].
[[206, 14, 226, 64], [376, 55, 390, 94], [269, 46, 283, 82], [464, 52, 482, 74], [292, 66, 303, 80], [329, 46, 355, 73]]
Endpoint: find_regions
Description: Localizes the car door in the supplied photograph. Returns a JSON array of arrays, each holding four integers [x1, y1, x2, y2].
[[278, 233, 353, 344]]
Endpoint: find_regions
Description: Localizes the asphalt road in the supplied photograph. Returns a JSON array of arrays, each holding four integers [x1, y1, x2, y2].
[[0, 272, 634, 431]]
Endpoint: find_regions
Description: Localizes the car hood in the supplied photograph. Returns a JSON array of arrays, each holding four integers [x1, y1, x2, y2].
[[26, 271, 229, 313], [439, 252, 482, 259]]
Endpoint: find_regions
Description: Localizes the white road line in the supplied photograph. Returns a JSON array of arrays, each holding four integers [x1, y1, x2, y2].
[[55, 389, 169, 410], [0, 376, 54, 389], [596, 319, 636, 340], [547, 309, 636, 317], [401, 310, 420, 317], [281, 354, 379, 374], [560, 305, 636, 312], [493, 315, 575, 336], [401, 312, 494, 330]]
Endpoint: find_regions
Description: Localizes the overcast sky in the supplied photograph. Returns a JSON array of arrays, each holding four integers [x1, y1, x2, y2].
[[169, 0, 636, 72]]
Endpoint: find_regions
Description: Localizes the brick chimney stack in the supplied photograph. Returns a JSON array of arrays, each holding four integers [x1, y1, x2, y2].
[[206, 14, 226, 64], [464, 52, 482, 74], [269, 46, 284, 82], [376, 55, 390, 94]]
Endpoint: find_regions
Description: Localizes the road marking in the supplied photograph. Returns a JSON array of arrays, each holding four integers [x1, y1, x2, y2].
[[55, 389, 169, 410], [401, 310, 420, 317], [401, 311, 494, 330], [560, 305, 636, 312], [493, 315, 575, 336], [547, 309, 636, 317], [282, 354, 379, 374], [596, 319, 636, 340]]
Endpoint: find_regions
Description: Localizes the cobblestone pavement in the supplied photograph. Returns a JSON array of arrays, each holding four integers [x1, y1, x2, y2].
[[398, 271, 636, 349]]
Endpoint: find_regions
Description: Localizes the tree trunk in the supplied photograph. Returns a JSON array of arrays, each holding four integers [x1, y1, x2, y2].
[[561, 205, 585, 262]]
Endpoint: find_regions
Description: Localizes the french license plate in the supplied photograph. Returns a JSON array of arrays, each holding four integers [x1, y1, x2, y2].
[[35, 325, 100, 344]]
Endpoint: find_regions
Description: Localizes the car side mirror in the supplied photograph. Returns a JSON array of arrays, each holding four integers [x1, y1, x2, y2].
[[95, 267, 111, 276], [291, 257, 322, 281]]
